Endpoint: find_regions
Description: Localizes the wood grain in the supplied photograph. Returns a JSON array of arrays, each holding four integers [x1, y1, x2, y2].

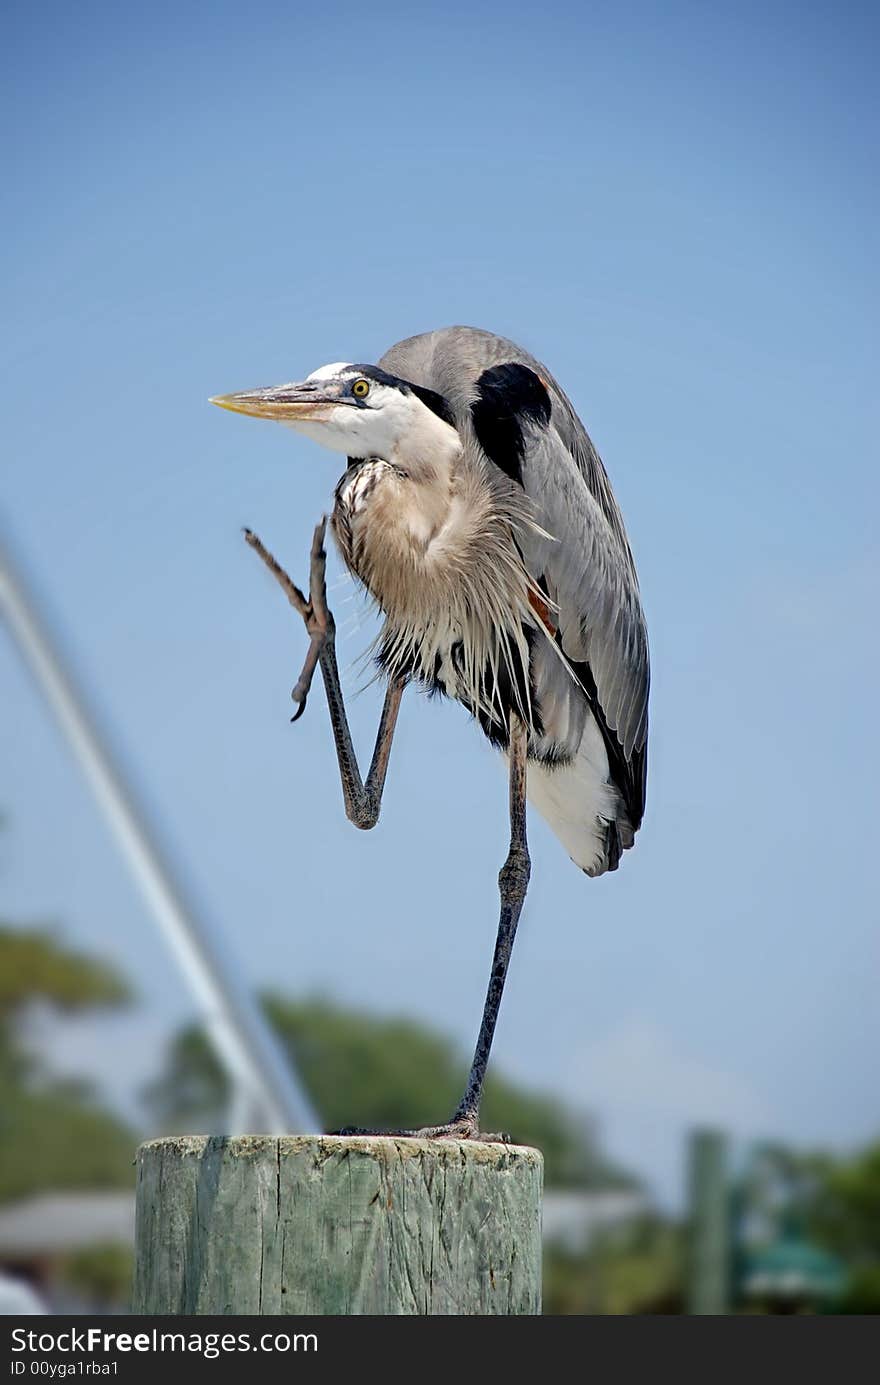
[[133, 1134, 543, 1315]]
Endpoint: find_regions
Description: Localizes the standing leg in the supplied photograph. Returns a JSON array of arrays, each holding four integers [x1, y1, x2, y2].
[[244, 520, 404, 830], [417, 711, 531, 1139], [246, 521, 531, 1144]]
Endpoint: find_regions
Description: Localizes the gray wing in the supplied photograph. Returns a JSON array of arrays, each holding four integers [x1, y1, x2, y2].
[[381, 326, 650, 829], [518, 392, 649, 829]]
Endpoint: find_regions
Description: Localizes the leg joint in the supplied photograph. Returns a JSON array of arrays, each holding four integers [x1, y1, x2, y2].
[[498, 844, 530, 900], [346, 796, 379, 831]]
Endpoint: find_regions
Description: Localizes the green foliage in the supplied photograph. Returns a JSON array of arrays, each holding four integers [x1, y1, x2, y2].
[[543, 1217, 684, 1314], [142, 1024, 224, 1133], [145, 993, 634, 1190], [58, 1243, 134, 1308], [808, 1143, 880, 1260], [801, 1141, 880, 1311], [0, 1083, 137, 1203], [0, 926, 130, 1019], [722, 1140, 880, 1313], [834, 1265, 880, 1314], [0, 925, 136, 1205]]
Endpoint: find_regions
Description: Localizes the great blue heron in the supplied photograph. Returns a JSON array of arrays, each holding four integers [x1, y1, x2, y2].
[[212, 325, 649, 1140]]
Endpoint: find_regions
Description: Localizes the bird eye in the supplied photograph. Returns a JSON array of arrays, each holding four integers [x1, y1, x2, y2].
[[352, 378, 370, 399]]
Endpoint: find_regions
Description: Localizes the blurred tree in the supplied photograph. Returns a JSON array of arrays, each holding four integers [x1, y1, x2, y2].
[[723, 1140, 880, 1313], [801, 1142, 880, 1312], [544, 1215, 684, 1314], [0, 924, 136, 1202], [145, 992, 634, 1190], [0, 925, 128, 1030], [59, 1243, 134, 1309]]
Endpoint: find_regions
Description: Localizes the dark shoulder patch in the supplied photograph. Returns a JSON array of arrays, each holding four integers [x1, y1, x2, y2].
[[471, 363, 552, 486]]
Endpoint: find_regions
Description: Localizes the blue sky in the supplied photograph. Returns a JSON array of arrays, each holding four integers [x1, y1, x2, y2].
[[2, 1, 878, 1202]]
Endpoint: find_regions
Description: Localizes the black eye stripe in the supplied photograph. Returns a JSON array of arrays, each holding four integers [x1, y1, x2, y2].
[[342, 365, 456, 427]]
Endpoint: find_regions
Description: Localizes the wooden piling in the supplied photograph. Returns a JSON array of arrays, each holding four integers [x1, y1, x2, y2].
[[133, 1134, 543, 1315]]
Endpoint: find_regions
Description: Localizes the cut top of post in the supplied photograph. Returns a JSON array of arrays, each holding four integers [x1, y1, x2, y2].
[[134, 1134, 543, 1315]]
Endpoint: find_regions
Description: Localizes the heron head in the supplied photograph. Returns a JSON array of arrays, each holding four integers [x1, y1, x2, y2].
[[211, 363, 459, 466]]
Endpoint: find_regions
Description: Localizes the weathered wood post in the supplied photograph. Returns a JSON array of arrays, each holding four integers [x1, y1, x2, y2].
[[133, 1134, 543, 1315]]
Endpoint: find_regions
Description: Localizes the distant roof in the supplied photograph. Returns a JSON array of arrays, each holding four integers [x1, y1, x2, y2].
[[742, 1237, 846, 1299], [0, 1193, 135, 1255], [542, 1189, 648, 1248]]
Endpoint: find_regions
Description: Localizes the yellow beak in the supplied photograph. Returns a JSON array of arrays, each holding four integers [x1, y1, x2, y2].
[[209, 383, 338, 422]]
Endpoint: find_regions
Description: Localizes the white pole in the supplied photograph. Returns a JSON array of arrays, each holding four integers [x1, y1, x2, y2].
[[1, 524, 321, 1136]]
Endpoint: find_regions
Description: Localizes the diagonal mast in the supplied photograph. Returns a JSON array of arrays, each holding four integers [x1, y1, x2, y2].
[[1, 519, 320, 1136]]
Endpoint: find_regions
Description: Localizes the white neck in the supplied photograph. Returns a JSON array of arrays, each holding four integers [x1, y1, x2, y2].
[[289, 390, 462, 477], [387, 401, 461, 477]]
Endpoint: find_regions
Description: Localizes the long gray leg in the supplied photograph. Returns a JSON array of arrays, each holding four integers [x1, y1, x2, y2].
[[246, 521, 530, 1144], [244, 520, 404, 830], [417, 711, 531, 1140]]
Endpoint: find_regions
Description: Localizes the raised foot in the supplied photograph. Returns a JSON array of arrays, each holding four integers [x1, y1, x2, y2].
[[331, 1119, 511, 1145], [243, 518, 335, 722]]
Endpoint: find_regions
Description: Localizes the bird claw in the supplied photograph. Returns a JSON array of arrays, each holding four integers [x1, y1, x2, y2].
[[328, 1120, 512, 1145], [412, 1120, 511, 1145], [243, 519, 334, 725]]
